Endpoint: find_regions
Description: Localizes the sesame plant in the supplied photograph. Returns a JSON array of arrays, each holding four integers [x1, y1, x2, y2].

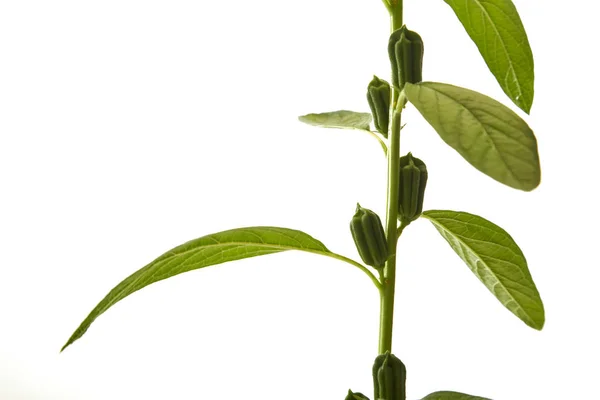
[[61, 0, 544, 399]]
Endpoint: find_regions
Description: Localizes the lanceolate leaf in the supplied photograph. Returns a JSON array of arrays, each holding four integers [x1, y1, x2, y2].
[[298, 110, 372, 130], [404, 82, 540, 191], [62, 227, 373, 351], [421, 210, 544, 330], [421, 391, 491, 400], [299, 110, 388, 155], [444, 0, 534, 113]]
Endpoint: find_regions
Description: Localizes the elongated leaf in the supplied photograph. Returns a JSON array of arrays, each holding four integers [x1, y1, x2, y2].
[[298, 110, 372, 130], [444, 0, 534, 113], [62, 227, 361, 351], [421, 210, 544, 330], [404, 82, 540, 191], [421, 391, 491, 400]]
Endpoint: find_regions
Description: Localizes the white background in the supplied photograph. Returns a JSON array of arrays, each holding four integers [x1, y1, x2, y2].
[[1, 0, 598, 399]]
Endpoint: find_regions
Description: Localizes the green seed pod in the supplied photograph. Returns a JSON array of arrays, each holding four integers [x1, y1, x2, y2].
[[388, 25, 424, 90], [372, 352, 407, 400], [398, 153, 427, 224], [346, 389, 370, 400], [350, 204, 388, 269], [367, 76, 391, 138]]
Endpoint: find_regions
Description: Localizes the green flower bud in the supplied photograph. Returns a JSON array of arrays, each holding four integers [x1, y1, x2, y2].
[[367, 76, 392, 138], [346, 389, 370, 400], [350, 204, 388, 269], [398, 153, 428, 224], [373, 352, 407, 400], [388, 26, 424, 90]]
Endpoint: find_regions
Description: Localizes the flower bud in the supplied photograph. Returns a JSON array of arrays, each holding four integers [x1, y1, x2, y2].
[[350, 204, 388, 269], [398, 153, 427, 224], [388, 26, 424, 90], [367, 76, 392, 137], [373, 351, 407, 400]]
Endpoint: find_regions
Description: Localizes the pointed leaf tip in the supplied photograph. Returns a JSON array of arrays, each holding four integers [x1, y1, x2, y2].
[[444, 0, 534, 113]]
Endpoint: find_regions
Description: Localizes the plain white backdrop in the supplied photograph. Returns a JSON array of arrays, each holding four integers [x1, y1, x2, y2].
[[1, 0, 598, 399]]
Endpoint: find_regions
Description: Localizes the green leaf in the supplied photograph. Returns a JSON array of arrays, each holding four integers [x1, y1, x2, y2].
[[298, 110, 372, 130], [298, 110, 387, 156], [61, 227, 376, 351], [404, 82, 540, 191], [346, 389, 370, 400], [444, 0, 534, 113], [421, 210, 544, 330], [421, 391, 491, 400]]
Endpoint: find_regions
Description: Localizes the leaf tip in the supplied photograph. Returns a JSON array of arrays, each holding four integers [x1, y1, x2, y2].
[[60, 340, 71, 353], [518, 99, 532, 115], [60, 324, 89, 353], [528, 320, 544, 331], [520, 173, 541, 192], [533, 314, 545, 331]]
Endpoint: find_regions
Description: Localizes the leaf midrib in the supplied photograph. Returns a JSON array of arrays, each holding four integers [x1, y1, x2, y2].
[[116, 242, 333, 307], [159, 241, 327, 258], [423, 214, 533, 324], [423, 83, 521, 183], [471, 0, 523, 102], [93, 243, 373, 318], [157, 241, 374, 286], [429, 216, 522, 257]]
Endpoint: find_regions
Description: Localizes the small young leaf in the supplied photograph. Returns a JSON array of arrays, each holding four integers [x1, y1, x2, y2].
[[421, 391, 491, 400], [421, 210, 544, 330], [61, 227, 370, 351], [346, 389, 370, 400], [404, 82, 540, 191], [444, 0, 534, 113], [298, 110, 372, 130]]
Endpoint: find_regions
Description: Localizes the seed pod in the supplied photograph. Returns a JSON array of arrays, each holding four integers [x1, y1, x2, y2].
[[372, 352, 407, 400], [346, 389, 370, 400], [398, 153, 427, 224], [388, 26, 424, 90], [350, 204, 388, 269], [367, 76, 391, 137]]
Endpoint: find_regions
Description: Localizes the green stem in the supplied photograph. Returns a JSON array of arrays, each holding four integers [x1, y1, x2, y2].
[[378, 2, 403, 355], [362, 129, 388, 157], [320, 252, 381, 290], [378, 106, 403, 355], [390, 2, 403, 111], [381, 0, 392, 13], [390, 1, 404, 32], [397, 223, 406, 238]]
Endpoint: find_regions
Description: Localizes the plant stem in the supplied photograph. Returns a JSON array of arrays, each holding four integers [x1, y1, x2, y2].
[[390, 2, 403, 112], [363, 129, 388, 157], [378, 2, 403, 355], [390, 1, 403, 32], [319, 252, 381, 290], [378, 109, 403, 355]]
